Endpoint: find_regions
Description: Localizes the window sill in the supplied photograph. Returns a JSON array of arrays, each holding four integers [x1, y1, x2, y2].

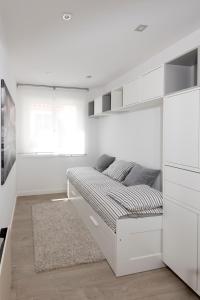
[[17, 153, 87, 158]]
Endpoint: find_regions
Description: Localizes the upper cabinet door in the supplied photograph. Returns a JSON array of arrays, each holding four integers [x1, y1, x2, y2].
[[94, 96, 102, 115], [164, 89, 200, 169], [141, 66, 164, 102], [123, 78, 141, 107]]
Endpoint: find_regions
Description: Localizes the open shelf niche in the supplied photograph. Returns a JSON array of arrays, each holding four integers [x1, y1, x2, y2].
[[102, 92, 111, 112], [165, 48, 199, 95], [88, 100, 94, 116]]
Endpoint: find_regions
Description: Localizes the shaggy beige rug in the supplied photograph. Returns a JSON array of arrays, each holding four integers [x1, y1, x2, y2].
[[32, 200, 104, 272]]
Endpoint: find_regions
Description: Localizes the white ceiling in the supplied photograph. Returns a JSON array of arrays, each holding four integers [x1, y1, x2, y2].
[[1, 0, 200, 89]]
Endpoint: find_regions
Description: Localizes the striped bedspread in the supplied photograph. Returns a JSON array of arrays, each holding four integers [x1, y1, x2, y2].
[[67, 167, 163, 232]]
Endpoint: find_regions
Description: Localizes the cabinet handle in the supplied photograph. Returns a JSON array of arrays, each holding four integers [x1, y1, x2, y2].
[[89, 216, 99, 227]]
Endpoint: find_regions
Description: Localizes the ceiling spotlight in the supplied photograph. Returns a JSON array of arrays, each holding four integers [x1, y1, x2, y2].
[[86, 75, 92, 79], [62, 13, 72, 21], [135, 24, 148, 32]]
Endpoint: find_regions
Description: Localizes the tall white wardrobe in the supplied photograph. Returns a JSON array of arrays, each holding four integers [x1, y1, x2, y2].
[[163, 48, 200, 295]]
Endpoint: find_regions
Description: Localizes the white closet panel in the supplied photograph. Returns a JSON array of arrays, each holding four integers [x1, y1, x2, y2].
[[197, 217, 200, 294], [141, 66, 164, 101], [164, 89, 200, 168], [94, 96, 102, 115], [164, 180, 200, 211], [123, 78, 141, 106], [111, 89, 123, 110], [164, 165, 200, 194], [163, 198, 198, 290]]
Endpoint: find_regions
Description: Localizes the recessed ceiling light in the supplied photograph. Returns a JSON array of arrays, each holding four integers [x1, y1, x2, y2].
[[86, 75, 92, 79], [135, 24, 148, 32], [62, 13, 72, 21]]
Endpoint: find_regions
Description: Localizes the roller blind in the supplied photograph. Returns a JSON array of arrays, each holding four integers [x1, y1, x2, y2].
[[17, 86, 87, 155]]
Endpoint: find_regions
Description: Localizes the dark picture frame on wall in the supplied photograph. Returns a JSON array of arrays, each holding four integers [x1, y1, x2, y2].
[[1, 79, 16, 185]]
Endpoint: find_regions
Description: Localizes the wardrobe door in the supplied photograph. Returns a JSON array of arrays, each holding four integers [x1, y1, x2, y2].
[[163, 198, 198, 290], [198, 216, 200, 295], [123, 78, 141, 106], [141, 66, 164, 101], [164, 89, 200, 168], [94, 96, 102, 115]]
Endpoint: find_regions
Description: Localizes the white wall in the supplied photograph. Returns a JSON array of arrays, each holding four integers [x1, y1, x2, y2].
[[16, 117, 98, 196], [0, 17, 16, 228], [97, 105, 162, 169]]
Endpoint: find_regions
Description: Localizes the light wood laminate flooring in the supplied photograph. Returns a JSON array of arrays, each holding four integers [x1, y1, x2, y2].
[[10, 194, 199, 300]]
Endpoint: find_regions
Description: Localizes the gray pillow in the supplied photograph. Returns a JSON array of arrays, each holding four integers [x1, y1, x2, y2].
[[103, 160, 135, 182], [123, 164, 160, 187], [94, 154, 115, 172], [107, 185, 163, 212]]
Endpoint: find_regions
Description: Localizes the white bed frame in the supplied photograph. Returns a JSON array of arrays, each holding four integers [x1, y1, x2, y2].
[[67, 180, 165, 276]]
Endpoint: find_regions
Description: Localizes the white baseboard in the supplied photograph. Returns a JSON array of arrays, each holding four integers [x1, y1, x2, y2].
[[17, 188, 67, 197]]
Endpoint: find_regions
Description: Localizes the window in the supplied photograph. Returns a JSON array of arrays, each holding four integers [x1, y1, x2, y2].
[[17, 86, 87, 155]]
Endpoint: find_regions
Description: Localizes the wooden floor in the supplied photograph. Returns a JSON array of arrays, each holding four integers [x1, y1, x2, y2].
[[11, 194, 199, 300]]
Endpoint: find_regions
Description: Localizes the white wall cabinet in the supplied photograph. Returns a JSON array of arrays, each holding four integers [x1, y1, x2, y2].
[[198, 218, 200, 294], [141, 66, 164, 102], [122, 66, 164, 108], [163, 83, 200, 296], [163, 198, 198, 290], [90, 64, 164, 116], [111, 88, 123, 111], [94, 96, 102, 115], [163, 165, 200, 295], [164, 89, 200, 169], [123, 78, 141, 107], [165, 48, 198, 95]]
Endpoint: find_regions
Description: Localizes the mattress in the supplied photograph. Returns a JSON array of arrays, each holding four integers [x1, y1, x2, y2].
[[67, 167, 163, 232]]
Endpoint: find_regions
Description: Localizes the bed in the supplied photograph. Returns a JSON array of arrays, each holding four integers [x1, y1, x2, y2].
[[67, 167, 164, 276]]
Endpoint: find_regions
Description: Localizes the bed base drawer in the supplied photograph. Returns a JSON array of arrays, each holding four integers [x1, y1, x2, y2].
[[71, 196, 116, 271], [116, 216, 164, 276], [68, 180, 164, 276]]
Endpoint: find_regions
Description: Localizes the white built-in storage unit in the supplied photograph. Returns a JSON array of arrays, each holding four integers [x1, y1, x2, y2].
[[123, 78, 141, 106], [165, 48, 198, 95], [122, 66, 164, 107], [88, 46, 200, 296], [164, 88, 200, 169], [141, 66, 164, 102], [163, 166, 199, 291], [94, 96, 102, 115], [88, 65, 164, 117], [163, 48, 200, 296], [89, 93, 113, 117], [111, 88, 123, 111], [102, 92, 111, 112], [88, 101, 94, 117]]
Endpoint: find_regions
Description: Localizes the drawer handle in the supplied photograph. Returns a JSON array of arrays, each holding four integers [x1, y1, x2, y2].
[[89, 216, 99, 227]]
